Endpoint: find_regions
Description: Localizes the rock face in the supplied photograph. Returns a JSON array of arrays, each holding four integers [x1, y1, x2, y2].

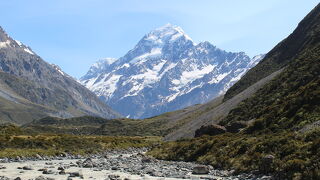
[[81, 24, 264, 119], [195, 124, 227, 137], [0, 26, 120, 124]]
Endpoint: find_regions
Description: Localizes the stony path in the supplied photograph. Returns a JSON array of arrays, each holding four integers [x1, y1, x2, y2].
[[0, 148, 271, 180]]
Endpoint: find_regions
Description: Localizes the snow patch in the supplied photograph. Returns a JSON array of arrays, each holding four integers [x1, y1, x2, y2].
[[0, 40, 10, 49], [121, 63, 130, 69], [124, 60, 166, 97], [230, 69, 247, 82], [15, 40, 22, 47], [249, 54, 265, 67], [130, 48, 162, 64], [51, 64, 65, 76], [178, 64, 216, 87], [160, 62, 177, 76], [89, 74, 122, 97], [209, 72, 230, 84], [170, 33, 183, 42], [24, 48, 34, 55]]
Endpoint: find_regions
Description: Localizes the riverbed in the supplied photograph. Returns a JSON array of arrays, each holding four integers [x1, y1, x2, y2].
[[0, 149, 270, 180]]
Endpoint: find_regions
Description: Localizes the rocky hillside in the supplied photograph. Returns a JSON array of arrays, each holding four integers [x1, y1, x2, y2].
[[81, 24, 264, 119], [0, 27, 120, 124]]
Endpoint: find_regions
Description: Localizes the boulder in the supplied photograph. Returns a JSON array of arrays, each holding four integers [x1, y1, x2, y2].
[[82, 158, 97, 168], [195, 124, 226, 137], [35, 154, 43, 160], [22, 166, 33, 170], [192, 165, 209, 174], [15, 156, 22, 162], [42, 169, 54, 174], [111, 167, 119, 170], [59, 169, 66, 175], [108, 174, 120, 180]]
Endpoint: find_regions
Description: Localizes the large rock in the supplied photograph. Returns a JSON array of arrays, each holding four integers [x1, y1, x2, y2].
[[194, 124, 226, 137], [192, 165, 209, 174], [42, 169, 54, 174], [82, 158, 96, 168], [69, 171, 83, 178], [35, 154, 43, 160]]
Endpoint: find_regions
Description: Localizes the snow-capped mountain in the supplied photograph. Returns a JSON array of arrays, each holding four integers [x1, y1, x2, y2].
[[81, 24, 264, 118]]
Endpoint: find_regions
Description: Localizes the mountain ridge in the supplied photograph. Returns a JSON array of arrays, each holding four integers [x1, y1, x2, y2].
[[0, 26, 121, 124]]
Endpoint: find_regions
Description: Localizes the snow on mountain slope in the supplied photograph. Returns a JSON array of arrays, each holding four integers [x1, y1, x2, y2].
[[81, 24, 264, 118]]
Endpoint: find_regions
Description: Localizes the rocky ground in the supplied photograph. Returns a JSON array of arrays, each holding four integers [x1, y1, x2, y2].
[[0, 148, 272, 180]]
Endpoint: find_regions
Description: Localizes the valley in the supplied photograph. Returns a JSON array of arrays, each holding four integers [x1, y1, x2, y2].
[[0, 2, 319, 180]]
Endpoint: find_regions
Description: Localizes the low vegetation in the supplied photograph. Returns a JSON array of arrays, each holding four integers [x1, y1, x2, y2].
[[24, 98, 223, 137], [148, 130, 320, 179], [221, 46, 320, 133], [0, 124, 161, 158]]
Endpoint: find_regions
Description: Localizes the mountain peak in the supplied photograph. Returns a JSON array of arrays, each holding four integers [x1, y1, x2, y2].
[[144, 24, 193, 44], [81, 23, 260, 118]]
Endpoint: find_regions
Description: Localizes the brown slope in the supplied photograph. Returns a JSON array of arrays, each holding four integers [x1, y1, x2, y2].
[[164, 69, 283, 140]]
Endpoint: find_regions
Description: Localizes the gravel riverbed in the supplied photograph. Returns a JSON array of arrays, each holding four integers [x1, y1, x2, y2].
[[0, 148, 272, 180]]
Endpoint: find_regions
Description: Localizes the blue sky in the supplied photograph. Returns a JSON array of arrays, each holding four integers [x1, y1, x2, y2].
[[0, 0, 319, 78]]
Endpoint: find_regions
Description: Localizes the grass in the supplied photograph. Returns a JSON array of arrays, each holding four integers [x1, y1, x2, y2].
[[0, 124, 161, 158]]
